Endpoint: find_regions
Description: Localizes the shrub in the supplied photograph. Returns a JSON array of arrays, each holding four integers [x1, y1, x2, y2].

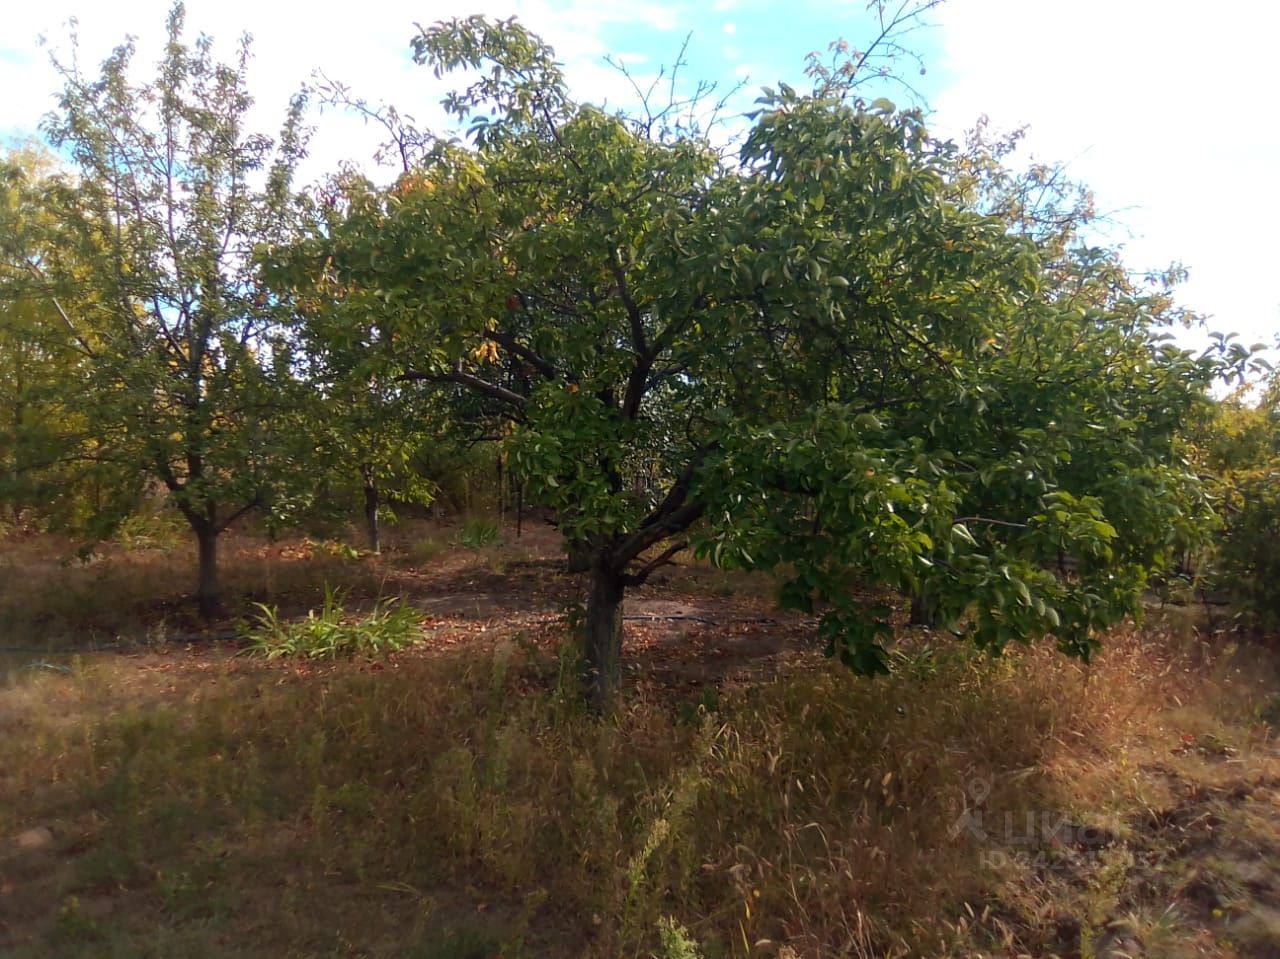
[[113, 508, 187, 551], [1218, 465, 1280, 624]]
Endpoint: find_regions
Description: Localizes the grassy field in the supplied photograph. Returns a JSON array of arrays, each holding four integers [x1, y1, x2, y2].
[[2, 521, 1279, 957]]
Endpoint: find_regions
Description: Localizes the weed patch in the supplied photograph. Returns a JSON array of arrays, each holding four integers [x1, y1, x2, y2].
[[239, 587, 421, 660], [457, 517, 503, 549]]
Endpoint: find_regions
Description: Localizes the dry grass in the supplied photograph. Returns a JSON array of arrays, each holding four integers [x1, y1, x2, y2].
[[0, 535, 372, 651], [1, 530, 1279, 957], [0, 518, 549, 653]]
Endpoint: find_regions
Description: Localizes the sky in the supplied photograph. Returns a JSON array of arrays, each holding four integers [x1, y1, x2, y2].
[[2, 0, 1277, 355]]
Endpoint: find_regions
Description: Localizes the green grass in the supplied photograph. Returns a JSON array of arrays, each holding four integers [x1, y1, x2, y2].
[[408, 535, 448, 564], [457, 517, 503, 549], [239, 586, 422, 660]]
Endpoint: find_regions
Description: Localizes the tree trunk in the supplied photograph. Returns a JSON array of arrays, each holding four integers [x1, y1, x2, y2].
[[495, 451, 505, 521], [909, 589, 936, 627], [362, 466, 380, 554], [583, 564, 625, 712], [195, 522, 221, 620], [566, 540, 593, 574]]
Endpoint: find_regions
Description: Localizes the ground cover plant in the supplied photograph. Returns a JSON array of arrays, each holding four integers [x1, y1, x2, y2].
[[239, 587, 422, 661]]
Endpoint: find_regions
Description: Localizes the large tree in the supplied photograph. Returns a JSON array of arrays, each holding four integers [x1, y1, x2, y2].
[[35, 3, 308, 615], [268, 16, 1222, 707]]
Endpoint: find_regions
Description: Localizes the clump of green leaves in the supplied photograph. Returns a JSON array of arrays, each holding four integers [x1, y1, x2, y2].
[[240, 586, 420, 660], [457, 517, 503, 549], [308, 537, 362, 561], [113, 508, 187, 551]]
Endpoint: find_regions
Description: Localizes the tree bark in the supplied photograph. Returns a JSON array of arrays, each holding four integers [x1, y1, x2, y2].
[[566, 539, 593, 574], [495, 451, 505, 520], [583, 563, 626, 712], [909, 589, 937, 627], [195, 522, 221, 620], [362, 466, 380, 554]]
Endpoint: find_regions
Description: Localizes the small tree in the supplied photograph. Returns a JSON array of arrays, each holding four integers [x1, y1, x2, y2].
[[36, 3, 308, 615], [269, 16, 1224, 708], [283, 313, 442, 553]]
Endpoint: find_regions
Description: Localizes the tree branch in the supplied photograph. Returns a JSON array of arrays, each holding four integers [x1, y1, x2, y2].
[[609, 248, 648, 356], [612, 468, 705, 569], [621, 540, 687, 586], [21, 262, 97, 358], [399, 363, 529, 409], [217, 497, 262, 534], [953, 516, 1030, 530], [484, 329, 558, 380]]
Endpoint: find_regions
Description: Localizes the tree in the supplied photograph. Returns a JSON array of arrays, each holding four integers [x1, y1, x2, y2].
[[267, 16, 1223, 708], [1190, 377, 1280, 624], [34, 3, 308, 615], [0, 144, 93, 529], [281, 271, 442, 554]]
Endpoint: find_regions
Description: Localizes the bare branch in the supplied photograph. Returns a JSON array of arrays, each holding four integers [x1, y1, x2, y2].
[[953, 516, 1030, 530]]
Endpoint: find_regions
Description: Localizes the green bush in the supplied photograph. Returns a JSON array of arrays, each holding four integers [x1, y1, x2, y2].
[[240, 586, 421, 660], [113, 507, 187, 550]]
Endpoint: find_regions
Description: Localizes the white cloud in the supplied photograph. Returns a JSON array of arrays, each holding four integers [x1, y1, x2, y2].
[[932, 0, 1280, 345], [1, 0, 692, 184]]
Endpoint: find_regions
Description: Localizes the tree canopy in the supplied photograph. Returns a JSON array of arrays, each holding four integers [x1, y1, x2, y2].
[[2, 1, 1269, 710], [262, 15, 1231, 707]]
